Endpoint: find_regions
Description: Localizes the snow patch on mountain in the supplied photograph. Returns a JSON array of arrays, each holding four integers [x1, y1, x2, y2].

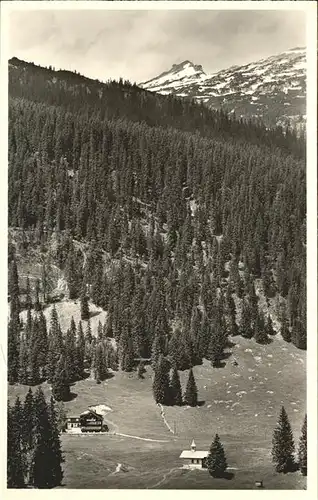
[[140, 48, 306, 130]]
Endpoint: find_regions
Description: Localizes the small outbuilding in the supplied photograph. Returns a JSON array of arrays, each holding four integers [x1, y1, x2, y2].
[[179, 439, 209, 469], [66, 416, 81, 433]]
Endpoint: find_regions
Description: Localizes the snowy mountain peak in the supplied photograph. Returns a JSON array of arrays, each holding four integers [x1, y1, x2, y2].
[[172, 60, 205, 73], [140, 48, 306, 129], [140, 60, 207, 94]]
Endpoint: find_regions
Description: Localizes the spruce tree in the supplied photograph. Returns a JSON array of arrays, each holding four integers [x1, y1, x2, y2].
[[28, 319, 41, 385], [80, 290, 90, 321], [64, 323, 77, 382], [7, 400, 25, 488], [9, 257, 20, 318], [120, 326, 135, 372], [280, 310, 291, 342], [183, 368, 198, 407], [170, 367, 182, 406], [254, 311, 269, 344], [37, 310, 48, 376], [97, 320, 103, 340], [298, 414, 307, 476], [76, 321, 85, 378], [18, 333, 29, 385], [208, 329, 225, 368], [25, 275, 32, 310], [240, 299, 253, 339], [31, 388, 63, 488], [265, 314, 275, 336], [206, 434, 228, 478], [21, 388, 34, 453], [152, 355, 170, 405], [52, 355, 71, 402], [34, 278, 41, 312], [151, 332, 164, 369], [272, 406, 295, 473], [21, 388, 35, 483], [48, 396, 64, 486], [8, 319, 20, 384], [94, 342, 108, 382]]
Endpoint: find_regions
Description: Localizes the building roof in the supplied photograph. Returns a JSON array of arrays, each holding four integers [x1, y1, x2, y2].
[[179, 450, 209, 459], [80, 409, 103, 420]]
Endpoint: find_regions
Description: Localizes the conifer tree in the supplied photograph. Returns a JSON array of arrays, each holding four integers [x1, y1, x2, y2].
[[152, 355, 170, 405], [120, 328, 135, 372], [34, 278, 41, 312], [9, 257, 20, 318], [55, 401, 67, 432], [183, 368, 198, 407], [85, 319, 93, 344], [152, 332, 164, 368], [25, 275, 32, 310], [254, 310, 269, 344], [298, 415, 307, 476], [7, 400, 25, 488], [80, 290, 90, 321], [280, 309, 291, 342], [64, 323, 77, 382], [76, 321, 85, 377], [8, 319, 20, 384], [31, 387, 63, 488], [21, 388, 35, 483], [97, 320, 103, 340], [94, 342, 108, 382], [208, 324, 227, 368], [52, 355, 71, 402], [21, 388, 34, 453], [37, 309, 48, 374], [170, 367, 182, 406], [206, 434, 228, 477], [47, 307, 64, 383], [18, 333, 29, 385], [48, 396, 64, 486], [272, 406, 295, 473], [240, 299, 253, 339]]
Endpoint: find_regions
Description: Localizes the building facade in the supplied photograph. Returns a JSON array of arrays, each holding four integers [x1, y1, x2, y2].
[[65, 409, 107, 433], [179, 440, 209, 469]]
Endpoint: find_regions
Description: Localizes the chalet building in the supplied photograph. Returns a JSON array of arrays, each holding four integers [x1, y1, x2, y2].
[[179, 439, 209, 469], [80, 409, 103, 432], [65, 409, 107, 433]]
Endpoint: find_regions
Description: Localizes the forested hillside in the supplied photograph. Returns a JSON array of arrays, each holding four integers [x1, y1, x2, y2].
[[8, 58, 306, 388]]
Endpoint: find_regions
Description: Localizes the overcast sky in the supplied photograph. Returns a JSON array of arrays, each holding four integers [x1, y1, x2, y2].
[[9, 9, 306, 83]]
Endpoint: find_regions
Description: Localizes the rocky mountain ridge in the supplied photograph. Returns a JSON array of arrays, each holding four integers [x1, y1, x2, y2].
[[140, 47, 306, 130]]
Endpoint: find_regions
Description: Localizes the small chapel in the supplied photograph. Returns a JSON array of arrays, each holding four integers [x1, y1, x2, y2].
[[179, 439, 209, 469]]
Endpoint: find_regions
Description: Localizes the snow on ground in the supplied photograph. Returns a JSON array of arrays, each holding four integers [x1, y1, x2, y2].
[[89, 404, 113, 415]]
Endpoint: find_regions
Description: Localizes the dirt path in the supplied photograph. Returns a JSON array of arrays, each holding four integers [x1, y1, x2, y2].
[[157, 403, 175, 434], [115, 432, 169, 443], [148, 467, 181, 489]]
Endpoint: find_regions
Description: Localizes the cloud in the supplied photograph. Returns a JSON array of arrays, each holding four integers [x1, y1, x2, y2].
[[9, 9, 306, 83]]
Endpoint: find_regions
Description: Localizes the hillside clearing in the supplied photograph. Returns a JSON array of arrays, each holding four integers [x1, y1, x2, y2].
[[8, 321, 306, 489]]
